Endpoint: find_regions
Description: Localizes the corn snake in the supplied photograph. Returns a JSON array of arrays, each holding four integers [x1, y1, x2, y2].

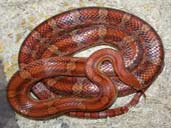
[[7, 7, 164, 119]]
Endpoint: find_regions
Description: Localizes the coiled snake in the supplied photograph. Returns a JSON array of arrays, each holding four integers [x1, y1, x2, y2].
[[7, 7, 164, 119]]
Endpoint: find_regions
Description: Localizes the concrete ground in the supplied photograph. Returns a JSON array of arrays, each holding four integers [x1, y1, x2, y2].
[[0, 0, 171, 128]]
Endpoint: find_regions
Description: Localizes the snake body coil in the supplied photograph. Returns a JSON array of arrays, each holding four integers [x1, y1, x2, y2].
[[7, 7, 164, 119]]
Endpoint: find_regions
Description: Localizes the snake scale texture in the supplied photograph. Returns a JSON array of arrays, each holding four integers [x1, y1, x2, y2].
[[7, 7, 164, 119]]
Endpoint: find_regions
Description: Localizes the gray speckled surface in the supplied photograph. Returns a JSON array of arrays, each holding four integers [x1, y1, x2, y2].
[[0, 0, 171, 128]]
